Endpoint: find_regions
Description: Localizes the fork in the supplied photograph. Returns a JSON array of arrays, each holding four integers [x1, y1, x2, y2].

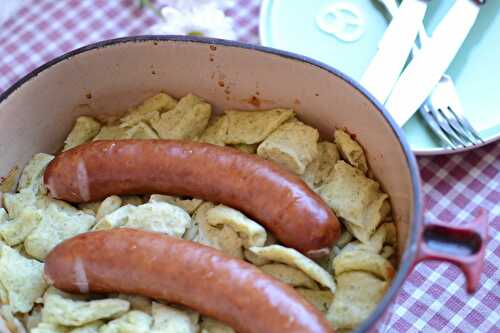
[[377, 0, 484, 148], [422, 75, 484, 147]]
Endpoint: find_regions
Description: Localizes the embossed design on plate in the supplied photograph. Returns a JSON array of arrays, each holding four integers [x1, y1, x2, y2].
[[316, 2, 365, 42]]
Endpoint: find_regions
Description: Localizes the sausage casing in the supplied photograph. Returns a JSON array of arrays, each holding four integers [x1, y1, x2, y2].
[[44, 229, 335, 333], [44, 140, 340, 254]]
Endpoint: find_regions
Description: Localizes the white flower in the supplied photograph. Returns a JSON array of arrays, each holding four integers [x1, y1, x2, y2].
[[160, 0, 235, 10], [150, 1, 237, 40]]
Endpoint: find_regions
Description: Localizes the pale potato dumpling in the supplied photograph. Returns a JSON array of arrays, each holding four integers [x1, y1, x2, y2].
[[332, 249, 395, 280], [382, 223, 397, 246], [342, 223, 397, 254], [0, 165, 19, 193], [0, 207, 42, 246], [341, 241, 367, 254], [0, 275, 8, 304], [2, 153, 58, 219], [193, 203, 243, 258], [190, 202, 214, 235], [0, 208, 7, 223], [381, 246, 395, 259], [183, 202, 215, 242], [77, 202, 100, 216], [119, 93, 177, 128], [117, 294, 152, 314], [125, 122, 160, 140], [336, 228, 354, 248], [249, 245, 336, 292], [63, 116, 101, 151], [90, 197, 141, 216], [92, 205, 135, 230], [183, 222, 199, 241], [344, 196, 391, 243], [152, 94, 212, 140], [23, 305, 43, 330], [68, 321, 103, 333], [223, 108, 294, 144], [334, 129, 368, 173], [302, 141, 340, 189], [94, 122, 159, 141], [318, 161, 390, 242], [151, 302, 199, 333], [257, 121, 319, 175], [31, 322, 68, 333], [326, 271, 388, 331], [198, 116, 228, 146], [24, 199, 96, 260], [92, 125, 130, 141], [120, 196, 144, 206], [0, 167, 20, 194], [260, 264, 319, 289], [295, 289, 333, 313], [0, 305, 28, 333], [230, 143, 258, 154], [95, 196, 122, 221], [121, 202, 191, 238], [98, 311, 152, 333], [41, 288, 130, 327], [149, 194, 203, 214], [3, 189, 38, 219], [313, 246, 339, 274], [243, 249, 271, 266], [13, 244, 30, 258], [203, 224, 243, 259], [93, 202, 191, 238], [206, 205, 266, 248], [360, 223, 389, 253], [200, 317, 235, 333], [17, 153, 54, 194], [0, 243, 47, 313]]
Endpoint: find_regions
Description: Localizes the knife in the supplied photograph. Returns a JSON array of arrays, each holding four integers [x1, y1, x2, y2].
[[385, 0, 485, 126], [360, 0, 429, 103]]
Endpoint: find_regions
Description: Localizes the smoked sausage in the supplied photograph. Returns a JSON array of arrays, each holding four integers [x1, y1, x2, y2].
[[44, 229, 335, 333], [44, 140, 340, 255]]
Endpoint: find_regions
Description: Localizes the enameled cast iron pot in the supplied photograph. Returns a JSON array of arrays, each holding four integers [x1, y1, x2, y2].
[[0, 36, 488, 332]]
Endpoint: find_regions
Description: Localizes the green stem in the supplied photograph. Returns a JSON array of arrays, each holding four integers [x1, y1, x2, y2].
[[139, 0, 163, 18]]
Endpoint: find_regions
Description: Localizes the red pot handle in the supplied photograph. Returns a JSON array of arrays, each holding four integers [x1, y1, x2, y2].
[[413, 209, 489, 293]]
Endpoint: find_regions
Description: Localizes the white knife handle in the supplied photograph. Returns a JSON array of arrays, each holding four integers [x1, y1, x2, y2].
[[385, 0, 482, 126], [360, 0, 429, 104]]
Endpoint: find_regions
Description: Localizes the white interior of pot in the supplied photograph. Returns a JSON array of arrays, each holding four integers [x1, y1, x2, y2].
[[0, 38, 416, 261]]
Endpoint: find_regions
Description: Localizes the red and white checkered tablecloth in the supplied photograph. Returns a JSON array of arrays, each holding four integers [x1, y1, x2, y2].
[[0, 1, 498, 332]]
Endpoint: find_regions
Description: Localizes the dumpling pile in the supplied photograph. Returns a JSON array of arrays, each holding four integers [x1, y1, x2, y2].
[[0, 92, 397, 333]]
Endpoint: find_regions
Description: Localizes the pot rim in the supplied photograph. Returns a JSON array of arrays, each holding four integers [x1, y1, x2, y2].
[[0, 35, 423, 332]]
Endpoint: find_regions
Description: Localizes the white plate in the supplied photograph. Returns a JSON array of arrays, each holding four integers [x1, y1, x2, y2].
[[259, 0, 500, 155]]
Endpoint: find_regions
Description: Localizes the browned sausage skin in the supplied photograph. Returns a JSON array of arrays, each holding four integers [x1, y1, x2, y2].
[[44, 140, 340, 255], [44, 229, 335, 333]]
